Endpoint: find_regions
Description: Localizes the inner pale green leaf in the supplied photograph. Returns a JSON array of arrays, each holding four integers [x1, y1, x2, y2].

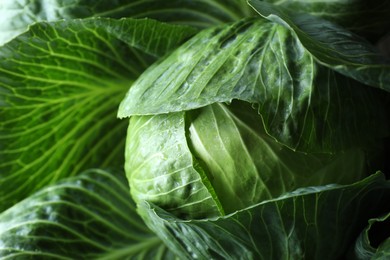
[[126, 112, 224, 219], [188, 101, 366, 213]]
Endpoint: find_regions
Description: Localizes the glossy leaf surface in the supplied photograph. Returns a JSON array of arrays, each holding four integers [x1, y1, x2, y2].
[[0, 169, 174, 259], [126, 112, 224, 219], [118, 17, 389, 153], [252, 0, 390, 40], [249, 1, 390, 92]]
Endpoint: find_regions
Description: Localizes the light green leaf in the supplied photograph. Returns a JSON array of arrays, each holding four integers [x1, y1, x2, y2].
[[352, 212, 390, 259], [251, 0, 390, 40], [188, 101, 366, 213], [118, 17, 389, 153], [0, 17, 196, 212], [248, 1, 390, 92], [126, 112, 224, 219], [0, 0, 253, 45], [0, 168, 175, 259], [138, 173, 390, 259]]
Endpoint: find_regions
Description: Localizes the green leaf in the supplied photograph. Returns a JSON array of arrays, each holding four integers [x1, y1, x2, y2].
[[0, 168, 175, 259], [352, 212, 390, 259], [188, 101, 366, 214], [138, 173, 390, 259], [126, 112, 224, 219], [118, 17, 389, 153], [248, 1, 390, 92], [375, 236, 390, 259], [0, 0, 253, 45], [251, 0, 390, 40], [0, 17, 196, 212]]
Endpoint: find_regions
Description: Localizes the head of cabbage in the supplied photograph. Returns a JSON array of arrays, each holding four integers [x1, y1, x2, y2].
[[124, 101, 367, 219]]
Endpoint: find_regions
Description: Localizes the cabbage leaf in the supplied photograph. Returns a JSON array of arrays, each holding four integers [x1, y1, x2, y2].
[[0, 169, 174, 259], [0, 18, 196, 212], [248, 1, 390, 92], [251, 0, 390, 40], [118, 17, 389, 153], [352, 212, 390, 259], [138, 173, 390, 259]]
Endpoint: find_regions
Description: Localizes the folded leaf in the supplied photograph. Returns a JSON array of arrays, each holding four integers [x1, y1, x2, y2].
[[138, 173, 390, 259], [248, 1, 390, 92], [0, 169, 174, 259], [252, 0, 390, 40], [0, 18, 196, 212], [118, 17, 389, 153], [352, 212, 390, 259]]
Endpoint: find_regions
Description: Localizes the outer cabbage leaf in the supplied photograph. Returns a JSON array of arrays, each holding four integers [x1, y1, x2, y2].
[[253, 0, 390, 40], [0, 169, 175, 259], [248, 1, 390, 92], [352, 212, 390, 259], [126, 101, 367, 218], [0, 0, 253, 45], [118, 17, 389, 153], [0, 18, 196, 212], [138, 173, 390, 259]]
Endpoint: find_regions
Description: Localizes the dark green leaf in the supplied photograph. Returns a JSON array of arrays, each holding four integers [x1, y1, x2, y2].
[[0, 169, 174, 259], [0, 18, 196, 212], [118, 17, 389, 153], [248, 1, 390, 92], [138, 173, 390, 259], [251, 0, 390, 40]]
